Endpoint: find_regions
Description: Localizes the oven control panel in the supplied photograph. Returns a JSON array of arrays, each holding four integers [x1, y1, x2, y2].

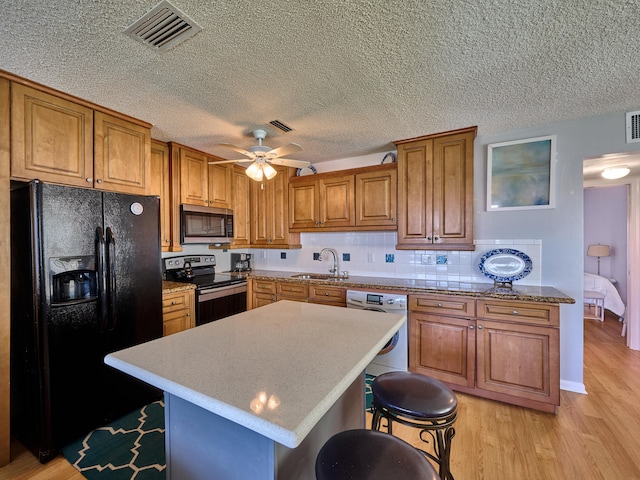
[[163, 255, 216, 271]]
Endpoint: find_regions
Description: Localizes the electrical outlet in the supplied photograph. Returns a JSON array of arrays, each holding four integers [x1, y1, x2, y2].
[[367, 253, 375, 263], [280, 252, 286, 260], [421, 254, 434, 265], [343, 253, 350, 262], [385, 254, 394, 263]]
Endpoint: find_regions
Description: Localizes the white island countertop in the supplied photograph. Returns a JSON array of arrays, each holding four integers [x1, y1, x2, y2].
[[105, 300, 405, 448]]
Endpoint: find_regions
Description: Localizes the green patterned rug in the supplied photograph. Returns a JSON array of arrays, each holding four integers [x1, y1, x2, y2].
[[64, 375, 376, 479], [62, 401, 166, 480]]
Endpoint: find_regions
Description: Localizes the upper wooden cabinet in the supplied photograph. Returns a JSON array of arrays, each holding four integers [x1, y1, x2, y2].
[[149, 140, 172, 251], [179, 146, 232, 209], [11, 83, 150, 195], [289, 174, 355, 229], [395, 127, 476, 250], [288, 163, 397, 232], [251, 166, 300, 248], [231, 165, 251, 247], [11, 83, 94, 188]]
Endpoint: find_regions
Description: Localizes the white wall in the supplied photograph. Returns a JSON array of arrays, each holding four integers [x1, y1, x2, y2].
[[170, 110, 640, 393], [584, 185, 628, 303]]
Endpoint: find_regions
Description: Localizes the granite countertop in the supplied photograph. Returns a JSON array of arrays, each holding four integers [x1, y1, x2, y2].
[[247, 270, 575, 304], [162, 280, 196, 294], [104, 301, 405, 448]]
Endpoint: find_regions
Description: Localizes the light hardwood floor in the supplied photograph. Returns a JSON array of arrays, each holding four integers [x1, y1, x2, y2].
[[1, 312, 639, 479]]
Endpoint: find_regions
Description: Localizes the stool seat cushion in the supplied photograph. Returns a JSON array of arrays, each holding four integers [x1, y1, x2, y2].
[[316, 429, 440, 480], [372, 372, 457, 418]]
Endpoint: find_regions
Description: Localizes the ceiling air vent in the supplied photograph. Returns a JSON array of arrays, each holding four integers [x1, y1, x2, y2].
[[626, 110, 640, 143], [123, 0, 202, 53], [269, 120, 293, 133]]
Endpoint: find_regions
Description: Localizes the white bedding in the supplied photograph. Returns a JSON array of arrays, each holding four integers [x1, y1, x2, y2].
[[584, 272, 626, 317]]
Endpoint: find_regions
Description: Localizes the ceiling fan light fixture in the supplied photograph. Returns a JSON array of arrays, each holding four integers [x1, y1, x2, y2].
[[601, 166, 630, 179], [245, 162, 264, 181], [263, 163, 277, 180]]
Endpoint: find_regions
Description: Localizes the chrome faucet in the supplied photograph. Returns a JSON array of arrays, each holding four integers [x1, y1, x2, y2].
[[319, 248, 339, 276]]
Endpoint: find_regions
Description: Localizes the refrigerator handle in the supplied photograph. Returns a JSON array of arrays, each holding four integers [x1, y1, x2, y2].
[[96, 227, 108, 332], [106, 227, 118, 331]]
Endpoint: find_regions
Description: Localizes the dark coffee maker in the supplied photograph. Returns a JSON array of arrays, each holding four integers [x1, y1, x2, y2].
[[230, 253, 252, 272]]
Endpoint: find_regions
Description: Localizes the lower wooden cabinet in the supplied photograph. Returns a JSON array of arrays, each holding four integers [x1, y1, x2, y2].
[[162, 289, 195, 336], [409, 294, 560, 413], [248, 278, 345, 309]]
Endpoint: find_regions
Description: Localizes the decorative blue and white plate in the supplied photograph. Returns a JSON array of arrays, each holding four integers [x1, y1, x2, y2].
[[478, 248, 532, 283], [296, 165, 317, 176]]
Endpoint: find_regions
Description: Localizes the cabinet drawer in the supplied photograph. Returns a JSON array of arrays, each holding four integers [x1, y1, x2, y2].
[[409, 294, 475, 317], [277, 282, 309, 298], [253, 279, 276, 294], [309, 285, 346, 305], [162, 290, 192, 313], [477, 300, 559, 327]]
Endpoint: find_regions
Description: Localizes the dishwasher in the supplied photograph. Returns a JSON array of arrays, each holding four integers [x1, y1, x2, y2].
[[346, 290, 408, 376]]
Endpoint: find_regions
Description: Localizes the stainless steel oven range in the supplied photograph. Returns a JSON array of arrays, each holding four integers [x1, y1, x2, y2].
[[163, 255, 247, 326]]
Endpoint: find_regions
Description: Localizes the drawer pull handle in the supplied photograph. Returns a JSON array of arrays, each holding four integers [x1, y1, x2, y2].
[[171, 301, 177, 305], [325, 292, 329, 296], [513, 310, 519, 315], [437, 303, 442, 307]]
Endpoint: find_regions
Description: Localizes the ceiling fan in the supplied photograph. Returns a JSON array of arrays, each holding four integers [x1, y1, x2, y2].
[[210, 129, 310, 181]]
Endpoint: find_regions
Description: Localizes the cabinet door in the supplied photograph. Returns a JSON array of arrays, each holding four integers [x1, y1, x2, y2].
[[289, 178, 318, 229], [355, 167, 397, 227], [397, 139, 433, 245], [232, 166, 251, 246], [410, 311, 475, 388], [319, 176, 354, 228], [150, 140, 171, 250], [208, 161, 232, 208], [94, 112, 150, 195], [476, 320, 560, 406], [162, 290, 195, 336], [251, 166, 290, 245], [180, 149, 208, 206], [432, 131, 474, 246], [11, 83, 94, 187]]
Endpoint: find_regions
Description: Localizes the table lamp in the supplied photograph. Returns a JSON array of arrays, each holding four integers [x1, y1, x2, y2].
[[587, 244, 610, 275]]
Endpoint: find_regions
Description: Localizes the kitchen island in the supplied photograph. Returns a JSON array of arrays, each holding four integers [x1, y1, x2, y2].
[[105, 300, 405, 480]]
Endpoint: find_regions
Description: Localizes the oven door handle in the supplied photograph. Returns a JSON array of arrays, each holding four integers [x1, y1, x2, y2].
[[198, 283, 247, 302]]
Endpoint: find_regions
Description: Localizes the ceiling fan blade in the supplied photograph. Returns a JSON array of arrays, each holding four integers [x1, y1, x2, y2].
[[269, 158, 311, 169], [218, 143, 254, 157], [208, 158, 253, 164], [267, 143, 302, 158]]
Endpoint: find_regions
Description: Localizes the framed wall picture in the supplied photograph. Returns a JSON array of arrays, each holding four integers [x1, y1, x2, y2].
[[487, 135, 556, 211]]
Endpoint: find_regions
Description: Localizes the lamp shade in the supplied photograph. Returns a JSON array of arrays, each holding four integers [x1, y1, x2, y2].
[[587, 244, 610, 257]]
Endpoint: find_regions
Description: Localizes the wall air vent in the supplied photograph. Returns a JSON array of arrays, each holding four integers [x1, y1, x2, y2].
[[123, 0, 202, 53], [626, 110, 640, 143], [269, 120, 293, 133]]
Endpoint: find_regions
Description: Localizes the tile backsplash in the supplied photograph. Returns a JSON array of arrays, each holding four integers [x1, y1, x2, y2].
[[246, 232, 542, 286]]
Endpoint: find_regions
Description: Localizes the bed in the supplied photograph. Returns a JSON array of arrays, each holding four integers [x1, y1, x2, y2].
[[584, 272, 626, 335]]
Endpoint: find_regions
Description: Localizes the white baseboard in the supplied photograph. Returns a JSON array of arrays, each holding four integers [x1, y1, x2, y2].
[[560, 380, 587, 394]]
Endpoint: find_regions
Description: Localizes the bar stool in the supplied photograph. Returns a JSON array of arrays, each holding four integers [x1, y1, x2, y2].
[[371, 371, 458, 480], [315, 429, 440, 480]]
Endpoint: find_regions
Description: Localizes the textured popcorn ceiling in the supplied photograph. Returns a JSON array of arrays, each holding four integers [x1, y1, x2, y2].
[[2, 0, 640, 168]]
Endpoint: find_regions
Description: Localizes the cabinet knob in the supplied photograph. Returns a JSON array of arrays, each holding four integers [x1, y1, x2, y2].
[[96, 179, 103, 184], [186, 313, 190, 316], [437, 303, 442, 307], [391, 217, 395, 221], [171, 301, 177, 305], [513, 310, 519, 315], [469, 325, 475, 330], [434, 236, 439, 241], [325, 292, 329, 296], [478, 325, 484, 329], [427, 236, 432, 241], [86, 177, 93, 183]]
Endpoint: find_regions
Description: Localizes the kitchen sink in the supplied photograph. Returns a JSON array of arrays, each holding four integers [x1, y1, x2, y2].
[[291, 273, 349, 280]]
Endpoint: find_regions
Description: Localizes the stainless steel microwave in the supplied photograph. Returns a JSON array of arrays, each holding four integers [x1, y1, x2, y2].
[[180, 205, 234, 244]]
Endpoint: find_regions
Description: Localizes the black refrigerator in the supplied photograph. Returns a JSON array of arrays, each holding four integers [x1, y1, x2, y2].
[[10, 181, 163, 463]]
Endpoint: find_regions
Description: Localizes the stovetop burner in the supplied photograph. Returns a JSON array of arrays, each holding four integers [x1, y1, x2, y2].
[[163, 254, 246, 291]]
